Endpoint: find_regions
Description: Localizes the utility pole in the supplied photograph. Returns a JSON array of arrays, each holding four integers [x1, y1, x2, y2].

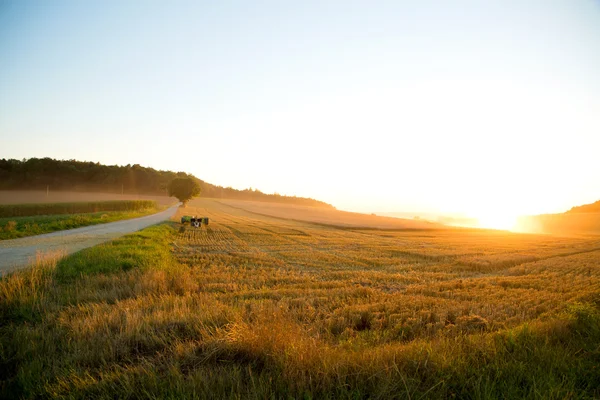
[[46, 185, 49, 198]]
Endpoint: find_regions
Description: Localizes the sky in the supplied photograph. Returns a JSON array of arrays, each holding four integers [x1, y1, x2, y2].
[[1, 0, 599, 221]]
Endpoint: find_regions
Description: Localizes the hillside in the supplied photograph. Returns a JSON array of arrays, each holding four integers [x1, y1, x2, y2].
[[219, 199, 445, 230], [0, 158, 333, 208], [566, 199, 600, 214], [516, 199, 600, 235]]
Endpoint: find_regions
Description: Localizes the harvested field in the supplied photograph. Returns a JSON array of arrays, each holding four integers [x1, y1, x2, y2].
[[218, 198, 445, 230], [1, 198, 599, 398]]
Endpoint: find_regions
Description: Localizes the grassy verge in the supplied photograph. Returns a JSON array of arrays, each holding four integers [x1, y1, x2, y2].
[[0, 222, 598, 398], [0, 207, 160, 240]]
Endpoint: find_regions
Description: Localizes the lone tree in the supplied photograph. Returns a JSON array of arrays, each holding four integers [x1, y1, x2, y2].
[[168, 177, 200, 206]]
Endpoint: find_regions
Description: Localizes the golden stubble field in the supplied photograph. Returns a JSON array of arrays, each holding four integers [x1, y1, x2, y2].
[[3, 197, 599, 398], [173, 199, 600, 340], [218, 199, 444, 230], [0, 190, 176, 206]]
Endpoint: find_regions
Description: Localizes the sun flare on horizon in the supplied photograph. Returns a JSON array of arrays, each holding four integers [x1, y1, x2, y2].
[[476, 212, 520, 231]]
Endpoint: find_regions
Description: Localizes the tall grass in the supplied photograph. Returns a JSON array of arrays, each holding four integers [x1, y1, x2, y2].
[[0, 200, 157, 218], [0, 250, 64, 323], [0, 199, 599, 398]]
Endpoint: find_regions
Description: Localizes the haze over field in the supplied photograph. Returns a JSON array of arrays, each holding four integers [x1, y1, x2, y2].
[[1, 1, 600, 228], [3, 4, 600, 396]]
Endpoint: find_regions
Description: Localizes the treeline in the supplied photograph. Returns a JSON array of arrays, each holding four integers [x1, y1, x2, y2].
[[0, 158, 188, 194], [514, 198, 600, 234], [0, 158, 333, 208], [566, 200, 600, 214], [201, 186, 334, 208]]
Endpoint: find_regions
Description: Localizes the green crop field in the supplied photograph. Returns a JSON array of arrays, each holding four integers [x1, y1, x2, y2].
[[0, 200, 158, 218], [1, 198, 599, 398]]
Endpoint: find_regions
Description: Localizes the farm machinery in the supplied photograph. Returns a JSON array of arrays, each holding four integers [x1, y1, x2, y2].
[[180, 215, 209, 228]]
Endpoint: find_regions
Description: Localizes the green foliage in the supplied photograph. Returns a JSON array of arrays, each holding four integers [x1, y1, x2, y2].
[[0, 157, 191, 194], [0, 200, 157, 218], [566, 301, 600, 337], [55, 224, 176, 282], [168, 178, 200, 205], [0, 157, 334, 207]]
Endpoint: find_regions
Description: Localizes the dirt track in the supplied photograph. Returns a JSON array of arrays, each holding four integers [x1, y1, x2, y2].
[[0, 204, 180, 274]]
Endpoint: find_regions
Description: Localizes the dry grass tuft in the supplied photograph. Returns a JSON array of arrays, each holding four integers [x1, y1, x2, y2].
[[0, 250, 65, 321]]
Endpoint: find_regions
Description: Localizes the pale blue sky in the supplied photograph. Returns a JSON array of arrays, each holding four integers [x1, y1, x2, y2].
[[1, 0, 599, 219]]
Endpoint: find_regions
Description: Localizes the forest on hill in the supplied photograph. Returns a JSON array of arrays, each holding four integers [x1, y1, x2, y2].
[[0, 158, 333, 208], [515, 197, 600, 235], [566, 200, 600, 214]]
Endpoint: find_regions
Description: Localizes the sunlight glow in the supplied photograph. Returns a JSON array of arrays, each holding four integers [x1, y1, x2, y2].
[[0, 1, 599, 216], [476, 212, 519, 231]]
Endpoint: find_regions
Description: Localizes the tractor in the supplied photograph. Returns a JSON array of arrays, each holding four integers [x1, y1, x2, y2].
[[180, 216, 209, 228]]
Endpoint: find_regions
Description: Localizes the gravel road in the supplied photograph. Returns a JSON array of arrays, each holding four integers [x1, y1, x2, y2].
[[0, 204, 180, 274]]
